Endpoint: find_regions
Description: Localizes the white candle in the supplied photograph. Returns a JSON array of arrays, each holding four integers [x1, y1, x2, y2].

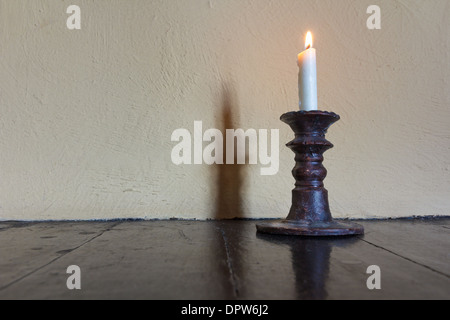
[[298, 31, 318, 111]]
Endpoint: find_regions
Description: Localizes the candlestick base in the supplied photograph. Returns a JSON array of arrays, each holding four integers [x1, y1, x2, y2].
[[256, 110, 364, 237], [256, 220, 363, 237]]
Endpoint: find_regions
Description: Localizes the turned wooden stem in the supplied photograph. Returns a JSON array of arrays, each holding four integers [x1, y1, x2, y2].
[[280, 111, 340, 224]]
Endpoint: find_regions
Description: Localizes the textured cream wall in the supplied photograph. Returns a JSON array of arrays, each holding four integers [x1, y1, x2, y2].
[[0, 0, 449, 220]]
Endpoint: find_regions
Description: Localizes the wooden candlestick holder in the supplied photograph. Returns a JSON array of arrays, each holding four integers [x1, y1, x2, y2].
[[256, 111, 364, 236]]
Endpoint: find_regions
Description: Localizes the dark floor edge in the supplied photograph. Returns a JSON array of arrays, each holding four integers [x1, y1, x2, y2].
[[1, 215, 449, 223]]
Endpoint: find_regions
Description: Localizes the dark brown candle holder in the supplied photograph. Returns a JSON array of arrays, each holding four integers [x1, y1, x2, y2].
[[256, 111, 364, 236]]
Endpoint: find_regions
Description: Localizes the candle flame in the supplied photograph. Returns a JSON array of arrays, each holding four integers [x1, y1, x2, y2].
[[305, 31, 313, 50]]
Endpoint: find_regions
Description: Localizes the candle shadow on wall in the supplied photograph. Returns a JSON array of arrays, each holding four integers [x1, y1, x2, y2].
[[213, 83, 247, 220]]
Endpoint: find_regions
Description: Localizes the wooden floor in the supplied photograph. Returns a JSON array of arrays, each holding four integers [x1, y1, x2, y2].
[[0, 218, 449, 300]]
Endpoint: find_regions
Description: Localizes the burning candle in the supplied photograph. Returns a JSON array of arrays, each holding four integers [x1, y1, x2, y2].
[[298, 31, 318, 111]]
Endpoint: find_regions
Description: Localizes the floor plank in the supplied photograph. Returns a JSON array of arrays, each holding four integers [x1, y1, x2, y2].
[[358, 218, 450, 275], [220, 220, 450, 300], [0, 221, 234, 299], [0, 221, 117, 291]]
